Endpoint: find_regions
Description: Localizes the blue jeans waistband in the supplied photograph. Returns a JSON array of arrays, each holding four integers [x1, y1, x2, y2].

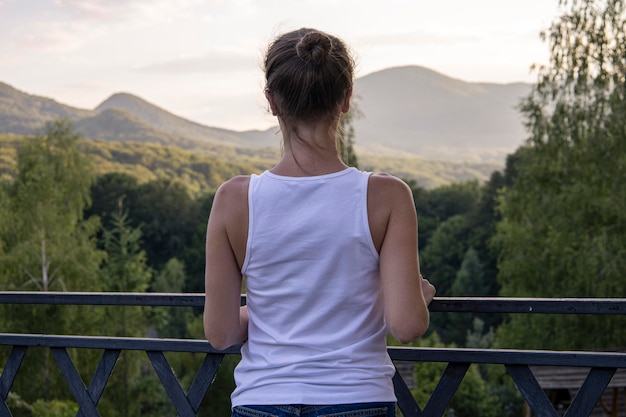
[[232, 402, 396, 417]]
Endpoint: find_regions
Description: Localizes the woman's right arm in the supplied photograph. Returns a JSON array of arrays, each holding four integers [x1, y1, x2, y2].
[[368, 173, 435, 343], [203, 177, 249, 350]]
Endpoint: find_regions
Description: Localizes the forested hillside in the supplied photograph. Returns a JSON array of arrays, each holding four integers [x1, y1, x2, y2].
[[0, 133, 500, 191]]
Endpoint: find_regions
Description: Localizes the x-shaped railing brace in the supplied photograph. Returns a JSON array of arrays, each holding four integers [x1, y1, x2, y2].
[[51, 347, 120, 417], [54, 348, 223, 417], [394, 361, 616, 417], [0, 346, 27, 417], [507, 364, 616, 417], [147, 351, 223, 417], [394, 362, 470, 417]]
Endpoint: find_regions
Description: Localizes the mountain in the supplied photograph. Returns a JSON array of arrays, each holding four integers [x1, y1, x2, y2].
[[0, 81, 278, 149], [95, 93, 278, 148], [353, 66, 532, 162], [0, 81, 91, 135], [0, 65, 533, 167], [75, 107, 192, 147]]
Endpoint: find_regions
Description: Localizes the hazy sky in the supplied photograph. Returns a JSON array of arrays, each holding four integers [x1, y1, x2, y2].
[[1, 0, 562, 131]]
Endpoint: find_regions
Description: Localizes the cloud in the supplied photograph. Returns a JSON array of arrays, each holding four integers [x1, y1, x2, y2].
[[6, 20, 99, 53], [137, 50, 256, 74], [354, 31, 481, 48], [52, 0, 209, 23]]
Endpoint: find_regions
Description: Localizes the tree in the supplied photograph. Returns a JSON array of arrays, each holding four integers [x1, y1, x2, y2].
[[414, 181, 481, 250], [1, 119, 103, 293], [338, 102, 362, 168], [100, 206, 152, 296], [420, 215, 470, 344], [445, 248, 490, 345], [0, 119, 104, 402], [494, 0, 626, 349], [98, 204, 153, 417], [420, 215, 470, 299], [86, 172, 139, 232], [452, 247, 487, 297], [128, 179, 200, 272], [180, 191, 215, 294], [151, 257, 191, 339], [0, 183, 9, 282]]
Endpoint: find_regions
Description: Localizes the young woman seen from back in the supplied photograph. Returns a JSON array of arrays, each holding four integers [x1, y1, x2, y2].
[[204, 27, 436, 417]]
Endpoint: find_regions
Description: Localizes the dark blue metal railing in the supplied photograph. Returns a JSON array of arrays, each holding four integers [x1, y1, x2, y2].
[[1, 293, 626, 417]]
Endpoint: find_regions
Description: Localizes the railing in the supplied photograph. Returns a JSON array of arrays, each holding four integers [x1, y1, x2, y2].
[[1, 292, 626, 417]]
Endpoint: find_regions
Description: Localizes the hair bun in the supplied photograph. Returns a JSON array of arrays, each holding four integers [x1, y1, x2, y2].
[[296, 31, 333, 67]]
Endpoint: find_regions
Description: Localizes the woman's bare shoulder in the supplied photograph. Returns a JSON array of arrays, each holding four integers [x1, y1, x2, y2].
[[212, 175, 251, 215], [215, 175, 250, 200], [368, 172, 413, 200]]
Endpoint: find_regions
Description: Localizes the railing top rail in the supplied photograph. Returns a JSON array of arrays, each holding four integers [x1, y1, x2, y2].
[[1, 292, 626, 314], [387, 346, 626, 367], [0, 333, 240, 354], [1, 333, 625, 368]]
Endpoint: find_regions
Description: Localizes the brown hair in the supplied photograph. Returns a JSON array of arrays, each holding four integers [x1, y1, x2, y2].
[[264, 28, 354, 121]]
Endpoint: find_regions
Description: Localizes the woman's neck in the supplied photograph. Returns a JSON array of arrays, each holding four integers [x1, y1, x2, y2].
[[271, 116, 348, 177]]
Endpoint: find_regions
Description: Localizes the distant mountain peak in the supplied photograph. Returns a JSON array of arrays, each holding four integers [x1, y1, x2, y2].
[[96, 92, 163, 113]]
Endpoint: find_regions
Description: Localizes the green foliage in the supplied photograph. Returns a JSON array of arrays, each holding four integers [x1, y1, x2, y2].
[[30, 400, 79, 417], [0, 132, 503, 201], [413, 181, 482, 249], [101, 206, 152, 294], [151, 258, 194, 339], [130, 179, 199, 271], [86, 172, 215, 297], [359, 152, 499, 189], [86, 172, 140, 231], [0, 120, 105, 403], [179, 191, 215, 294], [413, 178, 504, 345], [338, 103, 361, 168], [0, 134, 20, 183], [1, 120, 103, 292], [152, 257, 186, 293], [98, 206, 153, 417], [420, 215, 469, 298], [444, 248, 490, 345], [81, 138, 271, 196], [410, 333, 503, 417], [0, 182, 9, 259], [465, 318, 495, 349], [452, 248, 487, 297], [99, 204, 152, 338], [494, 0, 626, 350]]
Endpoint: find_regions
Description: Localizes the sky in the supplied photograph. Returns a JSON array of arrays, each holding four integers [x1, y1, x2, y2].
[[0, 0, 563, 131]]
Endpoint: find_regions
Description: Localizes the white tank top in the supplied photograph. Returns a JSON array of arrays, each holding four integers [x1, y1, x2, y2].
[[231, 167, 396, 406]]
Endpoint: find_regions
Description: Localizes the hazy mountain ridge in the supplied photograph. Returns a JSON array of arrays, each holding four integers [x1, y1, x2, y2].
[[0, 66, 531, 160], [97, 93, 259, 146], [0, 66, 533, 185], [352, 66, 532, 162], [0, 81, 91, 135]]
